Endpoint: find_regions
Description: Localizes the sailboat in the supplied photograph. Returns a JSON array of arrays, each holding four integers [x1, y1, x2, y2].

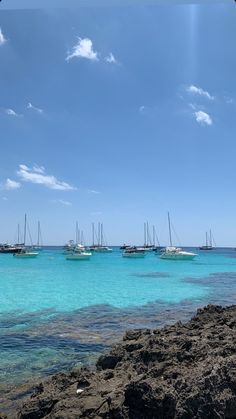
[[34, 221, 43, 251], [160, 213, 197, 260], [66, 222, 92, 260], [199, 230, 214, 250], [14, 214, 39, 258], [93, 223, 112, 253]]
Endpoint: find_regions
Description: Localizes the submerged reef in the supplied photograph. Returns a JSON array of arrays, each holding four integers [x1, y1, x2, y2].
[[6, 304, 236, 418]]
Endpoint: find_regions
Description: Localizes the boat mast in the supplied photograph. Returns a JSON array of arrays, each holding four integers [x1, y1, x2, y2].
[[153, 226, 155, 246], [206, 232, 208, 247], [81, 231, 84, 245], [23, 214, 27, 246], [17, 223, 20, 244], [76, 221, 78, 244], [92, 223, 95, 246], [101, 223, 104, 246], [37, 221, 40, 246], [168, 212, 172, 247], [144, 222, 146, 247], [146, 221, 151, 246], [98, 222, 100, 246], [209, 229, 212, 247]]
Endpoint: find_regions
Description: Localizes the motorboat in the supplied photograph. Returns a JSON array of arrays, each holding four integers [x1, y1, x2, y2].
[[0, 243, 24, 254], [122, 247, 146, 258], [66, 251, 92, 260]]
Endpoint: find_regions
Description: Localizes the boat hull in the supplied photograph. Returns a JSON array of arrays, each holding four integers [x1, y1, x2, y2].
[[66, 253, 92, 260], [14, 252, 39, 258], [122, 252, 145, 258], [160, 252, 196, 260], [94, 248, 112, 253]]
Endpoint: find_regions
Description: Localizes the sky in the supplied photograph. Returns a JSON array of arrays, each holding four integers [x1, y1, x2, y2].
[[0, 0, 236, 246]]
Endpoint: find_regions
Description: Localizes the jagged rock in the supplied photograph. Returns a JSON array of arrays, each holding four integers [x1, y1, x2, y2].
[[5, 304, 236, 418]]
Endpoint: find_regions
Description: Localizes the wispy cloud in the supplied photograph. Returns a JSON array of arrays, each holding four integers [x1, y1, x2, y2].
[[139, 105, 145, 113], [0, 28, 6, 46], [88, 189, 100, 194], [66, 37, 98, 62], [17, 165, 76, 191], [224, 96, 234, 105], [5, 108, 22, 117], [52, 199, 72, 206], [186, 85, 214, 101], [2, 197, 8, 201], [3, 178, 21, 190], [105, 52, 117, 64], [27, 102, 43, 114], [194, 110, 212, 126]]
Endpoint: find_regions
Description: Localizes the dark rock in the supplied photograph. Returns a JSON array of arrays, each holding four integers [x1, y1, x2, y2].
[[5, 304, 236, 418]]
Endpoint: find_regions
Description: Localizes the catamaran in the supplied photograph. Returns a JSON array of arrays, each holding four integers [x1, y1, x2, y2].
[[160, 213, 197, 260]]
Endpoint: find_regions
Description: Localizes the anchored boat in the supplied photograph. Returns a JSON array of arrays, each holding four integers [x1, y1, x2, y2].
[[160, 213, 197, 261]]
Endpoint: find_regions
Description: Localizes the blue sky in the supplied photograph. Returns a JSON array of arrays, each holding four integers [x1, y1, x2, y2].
[[0, 0, 236, 246]]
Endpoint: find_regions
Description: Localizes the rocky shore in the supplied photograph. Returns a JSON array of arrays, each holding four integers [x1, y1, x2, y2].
[[5, 304, 236, 418]]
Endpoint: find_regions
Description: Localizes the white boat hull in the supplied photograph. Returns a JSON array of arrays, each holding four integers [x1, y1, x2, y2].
[[66, 252, 92, 260], [94, 247, 112, 253], [160, 251, 196, 260], [14, 252, 39, 258]]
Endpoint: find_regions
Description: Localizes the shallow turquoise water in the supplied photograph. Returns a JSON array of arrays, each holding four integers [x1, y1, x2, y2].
[[1, 247, 236, 396], [0, 249, 209, 312]]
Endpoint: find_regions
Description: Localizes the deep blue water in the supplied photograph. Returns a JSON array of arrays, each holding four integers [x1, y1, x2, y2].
[[1, 246, 236, 395]]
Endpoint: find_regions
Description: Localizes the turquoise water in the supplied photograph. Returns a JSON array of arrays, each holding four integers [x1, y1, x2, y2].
[[1, 247, 236, 399]]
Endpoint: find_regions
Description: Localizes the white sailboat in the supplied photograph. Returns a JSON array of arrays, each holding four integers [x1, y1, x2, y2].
[[14, 214, 39, 258], [66, 222, 92, 260], [34, 221, 43, 251], [93, 223, 112, 253], [160, 213, 197, 261]]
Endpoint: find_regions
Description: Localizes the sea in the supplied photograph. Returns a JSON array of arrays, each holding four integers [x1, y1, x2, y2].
[[1, 246, 236, 409]]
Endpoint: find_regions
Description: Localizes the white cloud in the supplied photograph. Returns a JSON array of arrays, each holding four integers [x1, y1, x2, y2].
[[0, 28, 6, 46], [52, 199, 72, 206], [17, 165, 76, 191], [27, 102, 43, 114], [187, 85, 214, 101], [3, 178, 21, 190], [224, 96, 234, 104], [88, 189, 100, 194], [105, 53, 117, 64], [66, 37, 98, 62], [194, 110, 212, 126], [139, 105, 145, 113], [5, 108, 22, 117]]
